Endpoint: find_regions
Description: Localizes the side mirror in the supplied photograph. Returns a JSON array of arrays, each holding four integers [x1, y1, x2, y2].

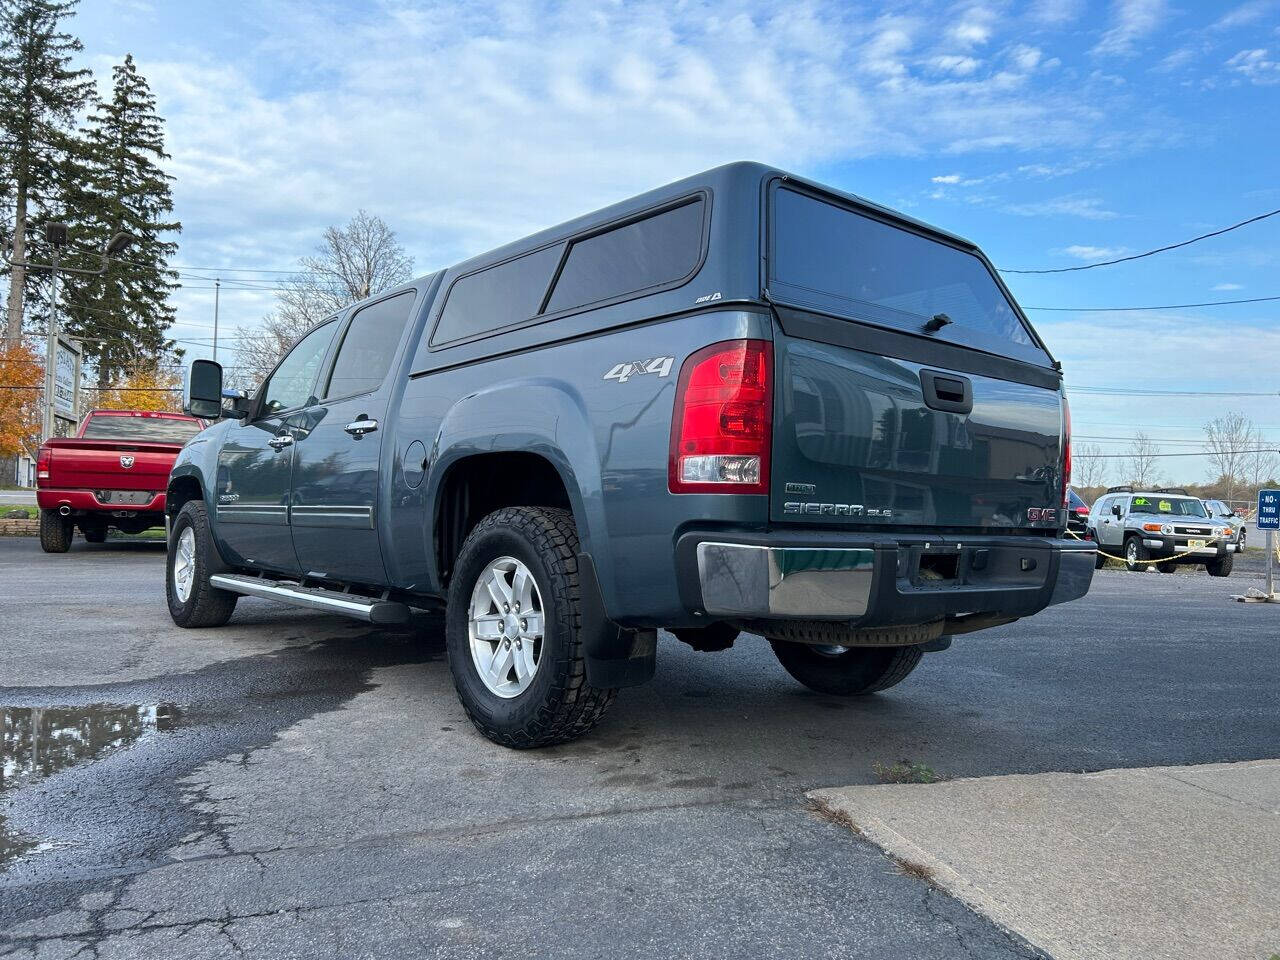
[[1111, 504, 1122, 517], [184, 359, 224, 420]]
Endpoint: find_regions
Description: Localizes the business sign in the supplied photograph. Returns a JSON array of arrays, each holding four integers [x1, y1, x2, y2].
[[1257, 490, 1280, 530], [53, 338, 80, 418]]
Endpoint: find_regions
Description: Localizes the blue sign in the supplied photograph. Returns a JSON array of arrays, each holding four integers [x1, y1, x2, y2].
[[1258, 489, 1280, 530]]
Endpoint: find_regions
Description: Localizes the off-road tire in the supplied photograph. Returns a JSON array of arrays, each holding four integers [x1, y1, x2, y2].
[[769, 641, 924, 696], [1124, 536, 1149, 572], [1206, 552, 1234, 578], [445, 506, 615, 749], [166, 501, 238, 627], [81, 522, 107, 543], [671, 622, 739, 652], [39, 509, 72, 553], [1156, 561, 1177, 574]]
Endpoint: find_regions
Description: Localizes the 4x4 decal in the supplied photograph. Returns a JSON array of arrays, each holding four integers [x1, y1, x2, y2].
[[602, 357, 674, 383]]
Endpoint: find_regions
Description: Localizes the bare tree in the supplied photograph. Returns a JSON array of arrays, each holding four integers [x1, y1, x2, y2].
[[1072, 441, 1107, 493], [1203, 411, 1257, 503], [1123, 432, 1160, 488], [234, 210, 413, 387]]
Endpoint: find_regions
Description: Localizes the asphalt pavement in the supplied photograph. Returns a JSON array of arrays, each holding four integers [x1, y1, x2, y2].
[[1, 536, 1276, 959]]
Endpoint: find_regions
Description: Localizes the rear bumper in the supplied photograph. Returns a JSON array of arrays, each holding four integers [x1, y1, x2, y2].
[[36, 487, 166, 514], [679, 530, 1095, 625]]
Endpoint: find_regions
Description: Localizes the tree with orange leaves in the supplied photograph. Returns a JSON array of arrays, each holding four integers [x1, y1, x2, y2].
[[95, 365, 181, 413], [0, 339, 44, 459]]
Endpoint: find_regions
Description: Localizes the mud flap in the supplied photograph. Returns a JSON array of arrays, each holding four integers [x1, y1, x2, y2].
[[578, 552, 656, 688]]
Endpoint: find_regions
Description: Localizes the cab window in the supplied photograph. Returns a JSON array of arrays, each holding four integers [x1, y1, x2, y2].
[[324, 292, 415, 399], [259, 320, 338, 416]]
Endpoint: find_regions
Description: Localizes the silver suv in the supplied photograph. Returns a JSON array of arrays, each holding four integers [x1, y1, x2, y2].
[[1202, 499, 1246, 551], [1088, 486, 1234, 576]]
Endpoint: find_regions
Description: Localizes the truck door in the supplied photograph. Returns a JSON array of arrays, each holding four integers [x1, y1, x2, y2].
[[289, 291, 417, 585], [1098, 496, 1127, 548], [213, 319, 339, 574]]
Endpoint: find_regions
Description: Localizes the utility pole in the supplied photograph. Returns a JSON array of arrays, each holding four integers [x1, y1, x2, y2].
[[212, 277, 221, 361], [3, 225, 137, 442], [42, 224, 66, 440]]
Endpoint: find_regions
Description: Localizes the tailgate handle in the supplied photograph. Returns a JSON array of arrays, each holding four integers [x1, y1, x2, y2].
[[920, 370, 973, 415]]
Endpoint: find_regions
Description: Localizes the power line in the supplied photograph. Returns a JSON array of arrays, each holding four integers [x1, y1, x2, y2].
[[1025, 295, 1280, 312], [1074, 447, 1278, 459], [1000, 207, 1280, 274]]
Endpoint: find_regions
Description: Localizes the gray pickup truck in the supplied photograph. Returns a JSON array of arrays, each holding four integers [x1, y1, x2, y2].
[[169, 162, 1094, 747]]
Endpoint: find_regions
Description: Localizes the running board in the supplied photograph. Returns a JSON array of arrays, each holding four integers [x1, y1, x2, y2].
[[210, 574, 411, 625]]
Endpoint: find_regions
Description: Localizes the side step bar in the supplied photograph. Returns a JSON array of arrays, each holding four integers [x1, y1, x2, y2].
[[210, 574, 411, 625]]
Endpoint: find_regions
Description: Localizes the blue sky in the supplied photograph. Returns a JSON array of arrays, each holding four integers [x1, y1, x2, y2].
[[69, 0, 1280, 483]]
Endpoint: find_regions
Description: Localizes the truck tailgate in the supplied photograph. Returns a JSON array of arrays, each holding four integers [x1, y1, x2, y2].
[[771, 334, 1064, 531], [45, 440, 182, 491]]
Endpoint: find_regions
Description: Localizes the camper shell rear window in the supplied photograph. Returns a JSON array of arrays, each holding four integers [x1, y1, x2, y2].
[[768, 185, 1046, 361]]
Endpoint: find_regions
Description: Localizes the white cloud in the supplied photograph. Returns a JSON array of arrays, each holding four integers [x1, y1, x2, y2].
[[1007, 44, 1044, 71], [1058, 245, 1129, 260], [931, 174, 963, 183], [1212, 1, 1278, 31], [1093, 0, 1170, 57], [1213, 282, 1244, 290], [1225, 48, 1280, 84], [1006, 197, 1121, 219]]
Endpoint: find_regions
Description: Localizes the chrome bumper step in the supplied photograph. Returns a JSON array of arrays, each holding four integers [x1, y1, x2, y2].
[[210, 574, 411, 624]]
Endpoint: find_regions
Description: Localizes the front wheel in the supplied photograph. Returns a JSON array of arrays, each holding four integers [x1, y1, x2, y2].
[[166, 501, 238, 627], [1124, 537, 1149, 572], [81, 521, 107, 544], [769, 641, 923, 696], [1206, 553, 1234, 578], [445, 506, 615, 748], [39, 509, 72, 553]]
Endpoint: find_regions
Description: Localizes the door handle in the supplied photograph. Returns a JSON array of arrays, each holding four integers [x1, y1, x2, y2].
[[267, 434, 294, 450], [345, 418, 378, 437]]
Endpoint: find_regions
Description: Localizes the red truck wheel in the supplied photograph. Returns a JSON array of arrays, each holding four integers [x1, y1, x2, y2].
[[39, 510, 73, 553]]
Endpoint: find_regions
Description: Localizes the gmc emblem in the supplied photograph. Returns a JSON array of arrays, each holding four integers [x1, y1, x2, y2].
[[1026, 507, 1057, 522]]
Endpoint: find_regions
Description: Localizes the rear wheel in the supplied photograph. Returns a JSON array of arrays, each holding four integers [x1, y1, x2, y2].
[[445, 506, 615, 748], [1124, 536, 1149, 572], [769, 641, 923, 696], [1092, 535, 1106, 569], [1206, 553, 1234, 578], [1156, 561, 1177, 574], [166, 501, 238, 627], [39, 510, 72, 553]]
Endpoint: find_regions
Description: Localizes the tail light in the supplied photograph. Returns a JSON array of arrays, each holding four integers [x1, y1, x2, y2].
[[36, 447, 51, 482], [1061, 395, 1071, 509], [669, 339, 772, 494]]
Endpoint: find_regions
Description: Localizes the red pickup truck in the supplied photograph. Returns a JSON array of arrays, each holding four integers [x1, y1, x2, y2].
[[36, 410, 206, 553]]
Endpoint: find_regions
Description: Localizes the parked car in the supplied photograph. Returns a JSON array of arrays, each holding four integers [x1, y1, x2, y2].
[[1067, 488, 1091, 538], [1088, 486, 1234, 575], [1202, 499, 1245, 551], [165, 161, 1094, 748], [36, 409, 206, 553]]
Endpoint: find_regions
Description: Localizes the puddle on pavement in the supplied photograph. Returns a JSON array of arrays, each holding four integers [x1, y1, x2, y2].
[[1, 703, 181, 866]]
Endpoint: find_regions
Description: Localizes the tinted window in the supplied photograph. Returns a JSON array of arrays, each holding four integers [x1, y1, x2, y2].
[[432, 244, 562, 345], [324, 292, 415, 398], [261, 321, 337, 415], [544, 198, 705, 314], [771, 188, 1032, 346], [81, 415, 203, 443]]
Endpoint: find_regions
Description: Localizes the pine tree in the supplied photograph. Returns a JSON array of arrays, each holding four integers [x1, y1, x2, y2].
[[60, 54, 180, 386], [0, 0, 94, 341]]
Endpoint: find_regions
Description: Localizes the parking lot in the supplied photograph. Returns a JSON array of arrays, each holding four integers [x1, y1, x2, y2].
[[1, 536, 1277, 959]]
